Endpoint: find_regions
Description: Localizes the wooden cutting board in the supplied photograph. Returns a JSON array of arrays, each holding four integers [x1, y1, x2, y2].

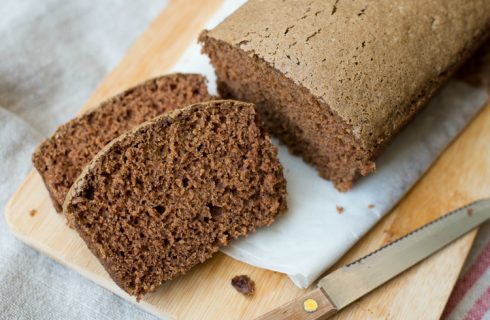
[[5, 0, 490, 319]]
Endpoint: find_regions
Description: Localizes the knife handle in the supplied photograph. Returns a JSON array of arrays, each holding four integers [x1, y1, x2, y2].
[[255, 287, 337, 320]]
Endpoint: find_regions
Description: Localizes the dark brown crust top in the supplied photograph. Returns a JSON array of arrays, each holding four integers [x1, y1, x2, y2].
[[32, 73, 213, 211], [207, 0, 490, 152]]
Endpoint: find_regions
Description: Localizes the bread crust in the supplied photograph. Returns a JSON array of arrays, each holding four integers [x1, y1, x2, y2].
[[200, 0, 490, 189]]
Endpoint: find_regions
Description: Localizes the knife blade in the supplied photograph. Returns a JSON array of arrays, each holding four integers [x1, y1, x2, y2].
[[256, 199, 490, 320]]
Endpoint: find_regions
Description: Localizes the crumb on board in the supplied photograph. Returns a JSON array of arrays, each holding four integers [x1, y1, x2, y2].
[[467, 208, 474, 216], [368, 204, 375, 209], [231, 275, 255, 296], [336, 206, 344, 214], [29, 209, 37, 217]]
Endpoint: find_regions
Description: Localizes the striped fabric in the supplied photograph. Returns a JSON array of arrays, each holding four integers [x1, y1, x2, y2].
[[442, 37, 490, 320], [443, 222, 490, 320]]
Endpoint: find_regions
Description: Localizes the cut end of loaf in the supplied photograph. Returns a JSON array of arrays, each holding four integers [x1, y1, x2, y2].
[[199, 32, 375, 191], [32, 73, 214, 212], [63, 100, 287, 298]]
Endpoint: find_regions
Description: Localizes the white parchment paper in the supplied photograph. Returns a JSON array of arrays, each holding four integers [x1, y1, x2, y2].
[[172, 0, 489, 288]]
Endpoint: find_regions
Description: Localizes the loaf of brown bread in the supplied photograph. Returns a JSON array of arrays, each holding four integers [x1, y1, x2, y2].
[[200, 0, 490, 191], [63, 100, 287, 298], [33, 74, 213, 212]]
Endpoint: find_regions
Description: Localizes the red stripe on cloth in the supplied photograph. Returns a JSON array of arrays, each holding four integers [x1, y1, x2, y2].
[[463, 286, 490, 320], [442, 241, 490, 318]]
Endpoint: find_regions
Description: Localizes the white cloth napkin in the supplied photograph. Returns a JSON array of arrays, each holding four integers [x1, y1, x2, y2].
[[0, 1, 166, 319], [172, 0, 490, 288]]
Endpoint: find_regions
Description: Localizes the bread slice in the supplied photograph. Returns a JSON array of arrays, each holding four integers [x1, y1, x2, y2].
[[199, 0, 490, 191], [33, 74, 213, 212], [63, 100, 287, 298]]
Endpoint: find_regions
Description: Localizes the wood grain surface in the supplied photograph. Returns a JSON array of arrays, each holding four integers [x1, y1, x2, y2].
[[5, 0, 490, 319]]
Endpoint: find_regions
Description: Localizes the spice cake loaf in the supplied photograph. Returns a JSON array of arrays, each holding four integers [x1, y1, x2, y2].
[[63, 100, 287, 298], [33, 74, 213, 212], [199, 0, 490, 191]]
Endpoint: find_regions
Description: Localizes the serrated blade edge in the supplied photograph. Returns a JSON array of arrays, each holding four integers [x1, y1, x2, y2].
[[318, 199, 490, 310]]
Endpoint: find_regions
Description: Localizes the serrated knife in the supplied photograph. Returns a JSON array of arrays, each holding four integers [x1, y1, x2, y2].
[[256, 199, 490, 320]]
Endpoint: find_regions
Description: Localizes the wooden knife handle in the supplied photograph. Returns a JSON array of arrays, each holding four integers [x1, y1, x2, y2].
[[255, 287, 337, 320]]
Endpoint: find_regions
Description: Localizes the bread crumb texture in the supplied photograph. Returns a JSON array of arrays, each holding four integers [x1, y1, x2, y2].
[[63, 100, 287, 298], [231, 275, 255, 296], [32, 74, 213, 212]]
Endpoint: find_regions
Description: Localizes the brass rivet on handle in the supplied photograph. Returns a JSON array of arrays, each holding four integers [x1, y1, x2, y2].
[[303, 298, 318, 313]]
